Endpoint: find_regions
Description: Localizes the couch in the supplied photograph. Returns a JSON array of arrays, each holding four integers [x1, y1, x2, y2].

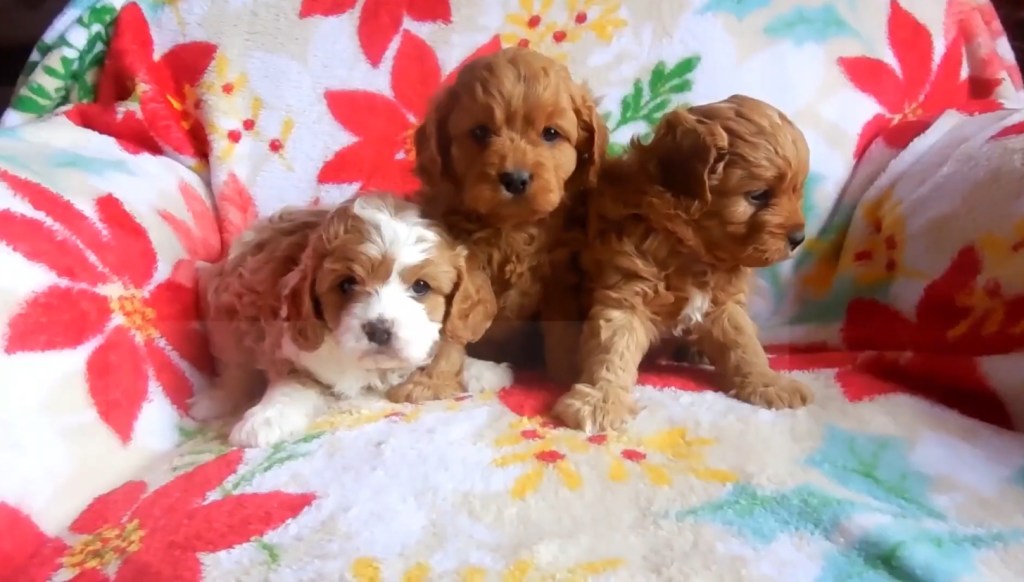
[[2, 0, 1024, 579]]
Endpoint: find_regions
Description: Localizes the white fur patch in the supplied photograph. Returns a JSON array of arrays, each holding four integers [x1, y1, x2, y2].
[[674, 289, 711, 335], [335, 273, 443, 367], [462, 358, 514, 393], [352, 196, 438, 270]]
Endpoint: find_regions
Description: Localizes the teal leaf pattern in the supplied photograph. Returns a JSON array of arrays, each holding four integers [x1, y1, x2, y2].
[[699, 0, 771, 20], [669, 424, 1022, 580], [763, 5, 857, 45], [806, 426, 942, 519], [677, 483, 861, 544], [819, 522, 1021, 582], [605, 56, 700, 155]]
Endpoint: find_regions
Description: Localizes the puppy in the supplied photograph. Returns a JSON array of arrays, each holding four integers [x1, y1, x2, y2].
[[395, 46, 607, 402], [553, 95, 812, 433], [189, 194, 511, 447]]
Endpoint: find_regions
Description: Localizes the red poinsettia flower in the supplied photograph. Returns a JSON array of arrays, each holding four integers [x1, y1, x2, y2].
[[95, 3, 217, 158], [771, 246, 1023, 427], [15, 451, 315, 582], [299, 0, 452, 67], [0, 170, 212, 443], [0, 503, 67, 582], [843, 246, 1024, 355], [991, 119, 1024, 141], [771, 347, 1013, 429], [319, 31, 499, 194], [838, 0, 1001, 158], [159, 173, 258, 264], [63, 103, 162, 156], [159, 173, 258, 286]]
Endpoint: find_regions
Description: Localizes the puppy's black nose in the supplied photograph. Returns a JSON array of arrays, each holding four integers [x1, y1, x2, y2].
[[787, 229, 806, 250], [498, 170, 531, 196], [362, 319, 392, 346]]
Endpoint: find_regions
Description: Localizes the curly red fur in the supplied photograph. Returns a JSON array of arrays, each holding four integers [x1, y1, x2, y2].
[[408, 46, 608, 394], [553, 95, 813, 433]]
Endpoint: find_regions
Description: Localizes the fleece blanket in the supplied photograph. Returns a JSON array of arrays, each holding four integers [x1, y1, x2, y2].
[[3, 0, 1024, 580]]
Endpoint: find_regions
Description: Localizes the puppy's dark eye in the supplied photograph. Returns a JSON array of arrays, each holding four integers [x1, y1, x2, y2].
[[410, 279, 431, 297], [746, 190, 771, 207], [339, 276, 358, 294], [470, 125, 493, 144], [541, 127, 561, 142]]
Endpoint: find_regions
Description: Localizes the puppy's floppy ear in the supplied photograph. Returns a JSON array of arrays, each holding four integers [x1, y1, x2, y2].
[[442, 248, 496, 345], [649, 108, 729, 215], [276, 206, 351, 352], [413, 85, 456, 190], [567, 82, 609, 192], [280, 243, 325, 351]]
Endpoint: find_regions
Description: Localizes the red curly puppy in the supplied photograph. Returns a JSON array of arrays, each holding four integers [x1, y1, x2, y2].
[[554, 95, 812, 433], [390, 46, 607, 403]]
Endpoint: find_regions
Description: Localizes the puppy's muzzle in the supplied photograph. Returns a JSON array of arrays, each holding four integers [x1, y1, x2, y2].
[[787, 228, 806, 251], [362, 318, 393, 346], [498, 169, 532, 196]]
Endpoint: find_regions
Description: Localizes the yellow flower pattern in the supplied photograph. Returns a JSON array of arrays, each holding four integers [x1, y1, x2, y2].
[[62, 520, 144, 574], [501, 0, 627, 59], [350, 556, 624, 582], [952, 217, 1024, 338], [307, 393, 492, 435], [201, 54, 295, 166], [493, 417, 736, 500], [801, 187, 924, 298], [838, 188, 919, 286]]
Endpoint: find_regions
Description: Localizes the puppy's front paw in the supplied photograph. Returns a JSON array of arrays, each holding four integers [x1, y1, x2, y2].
[[387, 372, 463, 404], [730, 372, 812, 409], [228, 402, 312, 448], [462, 359, 514, 393], [552, 382, 637, 434]]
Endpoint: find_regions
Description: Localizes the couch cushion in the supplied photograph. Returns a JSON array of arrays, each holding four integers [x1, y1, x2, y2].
[[0, 114, 219, 532]]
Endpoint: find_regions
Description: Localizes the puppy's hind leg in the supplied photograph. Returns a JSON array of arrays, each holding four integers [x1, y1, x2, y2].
[[189, 362, 262, 422], [461, 357, 514, 393]]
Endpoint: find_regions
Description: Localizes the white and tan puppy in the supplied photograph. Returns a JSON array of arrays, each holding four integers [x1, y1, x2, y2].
[[189, 194, 512, 447]]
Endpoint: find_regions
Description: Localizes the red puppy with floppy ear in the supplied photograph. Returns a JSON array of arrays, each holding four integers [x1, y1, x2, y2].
[[390, 46, 608, 402], [554, 95, 811, 434]]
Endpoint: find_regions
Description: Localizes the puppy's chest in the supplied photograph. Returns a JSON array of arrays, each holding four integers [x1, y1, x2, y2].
[[658, 269, 748, 335], [661, 287, 713, 336], [659, 270, 720, 335], [283, 337, 413, 399], [472, 230, 551, 321]]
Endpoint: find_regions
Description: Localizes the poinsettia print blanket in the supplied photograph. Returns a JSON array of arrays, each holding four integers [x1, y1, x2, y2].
[[3, 0, 1024, 580]]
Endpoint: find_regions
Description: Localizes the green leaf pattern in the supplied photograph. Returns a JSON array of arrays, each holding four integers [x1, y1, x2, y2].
[[604, 56, 700, 155], [10, 2, 119, 118]]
